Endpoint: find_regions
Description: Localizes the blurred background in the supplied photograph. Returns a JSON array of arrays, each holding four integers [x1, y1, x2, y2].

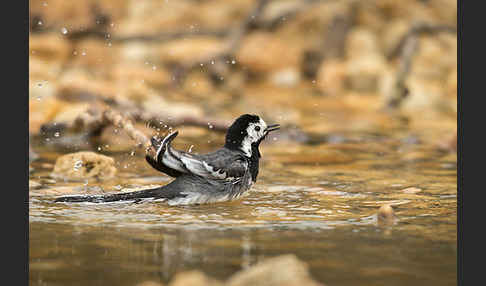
[[29, 0, 457, 153]]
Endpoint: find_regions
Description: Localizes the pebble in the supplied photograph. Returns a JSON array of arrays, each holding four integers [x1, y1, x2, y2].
[[377, 204, 396, 226]]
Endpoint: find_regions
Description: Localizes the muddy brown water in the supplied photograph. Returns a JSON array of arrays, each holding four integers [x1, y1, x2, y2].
[[29, 115, 457, 286]]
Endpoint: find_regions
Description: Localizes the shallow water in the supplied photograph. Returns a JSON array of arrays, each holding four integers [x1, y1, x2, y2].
[[29, 114, 457, 286]]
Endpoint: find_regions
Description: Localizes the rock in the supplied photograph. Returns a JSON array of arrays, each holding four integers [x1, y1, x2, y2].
[[269, 68, 301, 88], [57, 69, 118, 101], [29, 34, 72, 63], [51, 151, 117, 181], [70, 39, 120, 73], [99, 124, 152, 152], [141, 96, 204, 119], [226, 254, 324, 286], [52, 103, 90, 124], [412, 36, 456, 81], [169, 271, 223, 286], [345, 54, 387, 93], [316, 59, 347, 96], [111, 64, 171, 89], [156, 37, 226, 64], [30, 0, 127, 33], [402, 76, 444, 111], [116, 0, 194, 35], [119, 42, 154, 63], [354, 1, 387, 32], [182, 72, 215, 98], [29, 96, 65, 134], [237, 32, 301, 73], [377, 204, 396, 226], [345, 28, 381, 60], [427, 0, 457, 23], [29, 58, 63, 82]]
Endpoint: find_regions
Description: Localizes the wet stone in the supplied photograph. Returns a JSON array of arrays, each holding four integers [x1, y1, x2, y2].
[[50, 151, 117, 181], [169, 270, 223, 286], [226, 254, 325, 286], [377, 204, 396, 226]]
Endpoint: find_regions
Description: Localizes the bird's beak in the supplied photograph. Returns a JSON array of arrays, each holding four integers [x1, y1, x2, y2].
[[265, 124, 280, 133]]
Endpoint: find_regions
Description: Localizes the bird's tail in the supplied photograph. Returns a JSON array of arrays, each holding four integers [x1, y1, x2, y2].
[[54, 186, 181, 203]]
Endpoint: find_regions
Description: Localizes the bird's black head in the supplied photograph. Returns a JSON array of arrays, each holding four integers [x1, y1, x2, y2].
[[224, 114, 280, 157]]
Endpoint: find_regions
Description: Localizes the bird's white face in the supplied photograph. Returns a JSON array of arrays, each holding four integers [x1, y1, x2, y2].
[[240, 118, 268, 157]]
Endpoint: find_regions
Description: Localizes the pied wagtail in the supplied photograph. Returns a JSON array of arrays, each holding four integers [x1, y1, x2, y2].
[[55, 114, 280, 205]]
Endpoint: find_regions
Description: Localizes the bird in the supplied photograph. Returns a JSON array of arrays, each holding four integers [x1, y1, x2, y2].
[[54, 114, 280, 205]]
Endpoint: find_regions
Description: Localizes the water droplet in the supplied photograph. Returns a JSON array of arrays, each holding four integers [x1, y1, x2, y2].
[[61, 27, 68, 35], [73, 160, 83, 171]]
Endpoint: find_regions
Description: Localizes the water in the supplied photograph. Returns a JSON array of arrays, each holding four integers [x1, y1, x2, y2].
[[29, 114, 457, 286]]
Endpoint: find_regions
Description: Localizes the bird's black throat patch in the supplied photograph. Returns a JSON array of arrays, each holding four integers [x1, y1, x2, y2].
[[249, 142, 261, 181]]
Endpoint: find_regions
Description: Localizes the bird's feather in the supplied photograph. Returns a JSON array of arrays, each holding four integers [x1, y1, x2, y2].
[[147, 131, 248, 181]]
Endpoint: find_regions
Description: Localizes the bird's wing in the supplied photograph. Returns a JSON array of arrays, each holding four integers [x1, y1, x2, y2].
[[146, 132, 184, 177], [146, 131, 247, 180]]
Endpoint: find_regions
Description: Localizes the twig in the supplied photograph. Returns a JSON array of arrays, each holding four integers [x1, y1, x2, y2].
[[387, 22, 457, 60], [385, 22, 457, 110], [385, 35, 418, 110]]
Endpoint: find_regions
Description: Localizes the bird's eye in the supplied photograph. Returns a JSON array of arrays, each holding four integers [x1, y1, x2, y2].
[[255, 126, 261, 131]]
